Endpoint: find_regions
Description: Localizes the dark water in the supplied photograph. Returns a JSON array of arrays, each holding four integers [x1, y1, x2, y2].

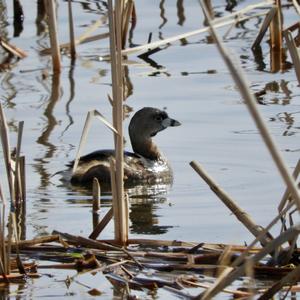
[[0, 0, 300, 298]]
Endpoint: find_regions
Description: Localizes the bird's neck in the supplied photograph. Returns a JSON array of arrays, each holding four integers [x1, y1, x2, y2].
[[131, 136, 162, 160]]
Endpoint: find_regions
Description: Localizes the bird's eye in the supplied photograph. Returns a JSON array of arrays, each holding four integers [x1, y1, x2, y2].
[[155, 115, 163, 121]]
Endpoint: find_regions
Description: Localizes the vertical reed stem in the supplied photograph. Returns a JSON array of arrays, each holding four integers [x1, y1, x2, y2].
[[0, 104, 15, 204], [92, 178, 101, 212], [284, 30, 300, 85], [270, 1, 282, 51], [68, 0, 76, 59], [108, 0, 128, 245], [46, 0, 61, 73], [14, 121, 24, 204], [270, 1, 282, 71], [109, 158, 120, 240]]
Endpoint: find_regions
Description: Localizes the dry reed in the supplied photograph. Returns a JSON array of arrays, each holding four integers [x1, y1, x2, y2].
[[270, 0, 282, 51], [252, 6, 277, 50], [108, 0, 127, 244], [72, 110, 117, 174], [89, 208, 113, 239], [40, 18, 108, 56], [92, 178, 101, 212], [293, 0, 300, 14], [46, 0, 61, 73], [67, 0, 76, 59], [284, 30, 300, 85], [123, 0, 272, 56], [278, 159, 300, 212], [0, 38, 27, 58], [0, 104, 15, 203]]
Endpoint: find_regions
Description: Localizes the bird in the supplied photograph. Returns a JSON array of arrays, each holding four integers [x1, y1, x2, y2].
[[69, 107, 181, 188]]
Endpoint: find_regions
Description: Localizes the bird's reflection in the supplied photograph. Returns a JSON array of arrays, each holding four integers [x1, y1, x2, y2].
[[128, 183, 172, 235], [61, 179, 173, 236]]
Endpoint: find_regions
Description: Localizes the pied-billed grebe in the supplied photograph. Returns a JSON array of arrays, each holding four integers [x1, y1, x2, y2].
[[69, 107, 181, 187]]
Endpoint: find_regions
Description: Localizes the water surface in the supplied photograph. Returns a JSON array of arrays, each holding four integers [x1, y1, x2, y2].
[[0, 0, 300, 298]]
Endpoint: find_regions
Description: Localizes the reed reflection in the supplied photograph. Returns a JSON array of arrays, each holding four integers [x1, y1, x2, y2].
[[60, 64, 75, 136], [177, 0, 185, 26], [36, 0, 47, 36], [34, 73, 61, 189], [77, 1, 108, 14], [0, 4, 16, 72], [1, 73, 17, 108], [256, 80, 292, 105], [128, 184, 172, 235], [13, 0, 23, 37], [252, 46, 266, 72], [65, 181, 172, 235]]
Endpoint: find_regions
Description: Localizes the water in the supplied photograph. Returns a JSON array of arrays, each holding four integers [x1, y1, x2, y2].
[[1, 0, 300, 298]]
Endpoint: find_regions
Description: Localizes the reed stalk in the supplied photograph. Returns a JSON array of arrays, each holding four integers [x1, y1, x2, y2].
[[67, 0, 76, 59], [123, 0, 272, 56], [109, 158, 121, 241], [14, 121, 24, 204], [0, 104, 15, 204], [19, 156, 26, 204], [40, 17, 108, 56], [278, 159, 300, 212], [252, 7, 277, 50], [270, 0, 282, 51], [72, 110, 117, 174], [46, 0, 61, 73], [202, 0, 214, 26], [284, 30, 300, 85], [0, 187, 7, 275], [292, 0, 300, 14], [91, 185, 100, 238], [231, 198, 295, 268], [0, 38, 27, 58], [89, 208, 113, 239], [92, 178, 101, 212], [108, 0, 128, 245], [121, 0, 134, 49]]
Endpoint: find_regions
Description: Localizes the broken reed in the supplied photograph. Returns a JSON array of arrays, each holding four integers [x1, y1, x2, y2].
[[0, 104, 27, 277], [67, 0, 76, 60], [283, 23, 300, 85]]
